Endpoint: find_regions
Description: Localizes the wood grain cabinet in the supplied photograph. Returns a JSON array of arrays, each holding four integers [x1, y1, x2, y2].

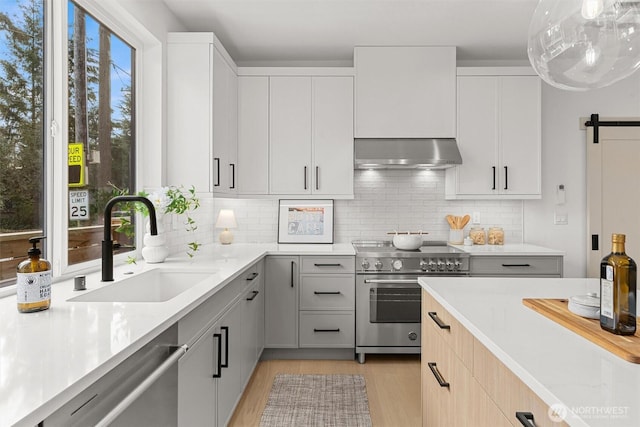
[[167, 32, 238, 196], [446, 68, 541, 200], [422, 290, 568, 427]]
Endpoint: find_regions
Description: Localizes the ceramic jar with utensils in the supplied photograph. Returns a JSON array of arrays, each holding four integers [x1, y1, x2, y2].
[[446, 214, 470, 244]]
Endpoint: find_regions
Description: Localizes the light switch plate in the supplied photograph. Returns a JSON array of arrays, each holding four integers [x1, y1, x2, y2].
[[472, 212, 481, 224], [554, 212, 568, 225]]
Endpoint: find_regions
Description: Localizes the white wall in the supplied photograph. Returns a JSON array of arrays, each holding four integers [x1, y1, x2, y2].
[[524, 74, 640, 278]]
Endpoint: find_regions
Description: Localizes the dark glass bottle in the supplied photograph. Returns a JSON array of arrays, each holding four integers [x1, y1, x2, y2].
[[600, 234, 636, 335]]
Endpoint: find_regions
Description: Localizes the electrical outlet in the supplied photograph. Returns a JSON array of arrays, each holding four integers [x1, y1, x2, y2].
[[472, 212, 481, 224]]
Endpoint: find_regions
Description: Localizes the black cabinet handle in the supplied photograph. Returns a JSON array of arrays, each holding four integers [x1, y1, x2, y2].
[[246, 290, 259, 301], [291, 261, 295, 287], [515, 412, 536, 427], [492, 166, 496, 190], [214, 158, 220, 187], [304, 166, 308, 190], [501, 264, 531, 267], [504, 166, 508, 190], [314, 291, 341, 295], [230, 163, 235, 189], [314, 263, 342, 267], [316, 166, 319, 190], [314, 328, 340, 332], [220, 326, 229, 368], [212, 333, 222, 378], [428, 312, 451, 330], [246, 272, 259, 281], [427, 362, 450, 388]]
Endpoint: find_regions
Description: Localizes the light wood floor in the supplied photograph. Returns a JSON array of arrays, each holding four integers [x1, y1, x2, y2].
[[228, 355, 421, 427]]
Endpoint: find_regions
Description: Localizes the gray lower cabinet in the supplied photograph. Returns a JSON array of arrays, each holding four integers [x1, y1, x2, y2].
[[178, 261, 264, 427], [265, 256, 299, 348], [470, 255, 563, 277], [265, 255, 356, 350]]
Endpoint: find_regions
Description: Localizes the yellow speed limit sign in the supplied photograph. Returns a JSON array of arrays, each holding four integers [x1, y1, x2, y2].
[[68, 143, 85, 187]]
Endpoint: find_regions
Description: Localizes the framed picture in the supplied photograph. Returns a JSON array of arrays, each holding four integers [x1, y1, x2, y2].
[[278, 199, 334, 244]]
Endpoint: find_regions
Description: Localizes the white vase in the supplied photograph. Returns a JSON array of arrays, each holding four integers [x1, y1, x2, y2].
[[142, 214, 169, 263]]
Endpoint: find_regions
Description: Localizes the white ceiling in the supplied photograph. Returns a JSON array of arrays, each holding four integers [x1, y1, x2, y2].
[[159, 0, 539, 66]]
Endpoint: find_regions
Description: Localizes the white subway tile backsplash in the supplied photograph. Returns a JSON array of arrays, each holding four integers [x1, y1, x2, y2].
[[165, 170, 523, 252]]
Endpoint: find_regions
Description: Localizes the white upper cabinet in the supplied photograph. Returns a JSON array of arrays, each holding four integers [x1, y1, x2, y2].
[[312, 76, 354, 196], [166, 33, 238, 196], [238, 76, 269, 195], [446, 68, 541, 199], [267, 73, 354, 197], [354, 46, 456, 138], [270, 76, 313, 195]]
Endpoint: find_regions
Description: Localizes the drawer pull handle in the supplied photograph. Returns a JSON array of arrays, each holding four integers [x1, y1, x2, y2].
[[213, 333, 222, 378], [515, 412, 536, 427], [314, 328, 340, 333], [501, 264, 531, 267], [246, 272, 259, 281], [314, 291, 341, 295], [246, 290, 259, 301], [220, 326, 229, 368], [313, 263, 342, 267], [428, 312, 451, 330], [427, 362, 450, 388], [291, 261, 295, 288]]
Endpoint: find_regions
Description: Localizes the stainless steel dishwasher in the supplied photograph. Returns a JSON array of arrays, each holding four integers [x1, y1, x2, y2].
[[42, 325, 185, 426]]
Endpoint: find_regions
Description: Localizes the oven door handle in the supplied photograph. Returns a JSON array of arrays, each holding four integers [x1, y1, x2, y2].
[[364, 279, 419, 284]]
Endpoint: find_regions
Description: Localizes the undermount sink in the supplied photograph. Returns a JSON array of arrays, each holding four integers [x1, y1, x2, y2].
[[68, 269, 216, 303]]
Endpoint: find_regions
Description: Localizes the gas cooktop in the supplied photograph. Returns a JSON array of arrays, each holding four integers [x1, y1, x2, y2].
[[352, 240, 469, 274]]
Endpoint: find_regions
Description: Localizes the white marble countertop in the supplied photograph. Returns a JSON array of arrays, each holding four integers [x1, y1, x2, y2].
[[0, 243, 354, 427], [451, 243, 565, 256], [419, 277, 640, 427]]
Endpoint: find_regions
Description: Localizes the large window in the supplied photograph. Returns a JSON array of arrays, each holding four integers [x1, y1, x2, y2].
[[67, 1, 136, 266], [0, 0, 139, 285], [0, 0, 45, 284]]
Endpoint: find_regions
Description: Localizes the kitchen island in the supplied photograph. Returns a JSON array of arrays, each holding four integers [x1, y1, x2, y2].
[[419, 277, 640, 427], [0, 243, 354, 427]]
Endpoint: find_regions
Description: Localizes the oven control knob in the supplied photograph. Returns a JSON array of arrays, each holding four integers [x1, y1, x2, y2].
[[420, 259, 428, 271], [454, 260, 462, 271], [374, 260, 383, 270], [408, 331, 418, 341], [392, 259, 403, 271], [446, 260, 454, 271], [361, 259, 370, 270], [437, 259, 445, 271], [428, 260, 436, 271]]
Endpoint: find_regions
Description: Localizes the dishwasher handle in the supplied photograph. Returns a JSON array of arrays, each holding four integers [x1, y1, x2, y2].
[[95, 344, 188, 427]]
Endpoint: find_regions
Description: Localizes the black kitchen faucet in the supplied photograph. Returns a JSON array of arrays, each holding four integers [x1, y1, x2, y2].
[[102, 195, 158, 282]]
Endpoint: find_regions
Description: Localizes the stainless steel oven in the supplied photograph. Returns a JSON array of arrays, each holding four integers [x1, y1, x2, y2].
[[354, 240, 469, 363]]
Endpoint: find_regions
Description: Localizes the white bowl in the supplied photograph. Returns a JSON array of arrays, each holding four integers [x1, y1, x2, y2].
[[392, 234, 423, 250]]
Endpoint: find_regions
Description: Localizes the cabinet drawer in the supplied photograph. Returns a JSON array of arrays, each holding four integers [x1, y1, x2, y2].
[[470, 256, 562, 277], [299, 311, 354, 348], [473, 338, 569, 427], [300, 275, 354, 310], [422, 290, 474, 369], [301, 256, 355, 274]]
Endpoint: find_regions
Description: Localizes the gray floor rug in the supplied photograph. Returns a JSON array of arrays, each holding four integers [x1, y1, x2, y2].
[[259, 374, 373, 427]]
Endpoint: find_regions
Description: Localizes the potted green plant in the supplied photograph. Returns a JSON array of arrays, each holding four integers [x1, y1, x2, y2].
[[111, 184, 201, 260]]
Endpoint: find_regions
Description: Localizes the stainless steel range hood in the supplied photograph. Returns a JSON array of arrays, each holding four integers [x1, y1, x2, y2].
[[354, 138, 462, 169]]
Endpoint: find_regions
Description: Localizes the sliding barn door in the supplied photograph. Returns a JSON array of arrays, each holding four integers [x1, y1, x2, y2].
[[587, 121, 640, 277]]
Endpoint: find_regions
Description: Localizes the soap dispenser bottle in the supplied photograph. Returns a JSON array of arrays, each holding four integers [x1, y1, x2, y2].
[[16, 236, 51, 313]]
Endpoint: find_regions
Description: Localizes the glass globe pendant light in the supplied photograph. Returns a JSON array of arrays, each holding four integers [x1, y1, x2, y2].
[[528, 0, 640, 91]]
